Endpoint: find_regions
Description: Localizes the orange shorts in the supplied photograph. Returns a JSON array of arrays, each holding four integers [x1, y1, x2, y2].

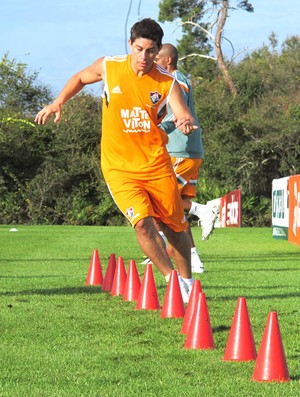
[[171, 157, 203, 199], [106, 174, 188, 232]]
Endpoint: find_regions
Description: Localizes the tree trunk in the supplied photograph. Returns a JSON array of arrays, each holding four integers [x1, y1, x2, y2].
[[215, 0, 237, 97]]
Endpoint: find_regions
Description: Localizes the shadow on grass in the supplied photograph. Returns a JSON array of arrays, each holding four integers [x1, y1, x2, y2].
[[1, 281, 298, 302], [290, 375, 300, 381], [212, 324, 231, 333], [0, 257, 88, 263], [204, 290, 300, 301], [0, 286, 104, 297], [204, 283, 299, 290], [203, 281, 300, 300], [3, 282, 297, 300], [0, 275, 71, 279], [203, 250, 300, 262], [207, 268, 300, 273]]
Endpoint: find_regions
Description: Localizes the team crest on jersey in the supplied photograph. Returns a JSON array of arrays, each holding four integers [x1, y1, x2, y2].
[[150, 91, 162, 105], [126, 206, 134, 218]]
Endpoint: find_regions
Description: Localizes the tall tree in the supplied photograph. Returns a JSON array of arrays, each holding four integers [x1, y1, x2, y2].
[[158, 0, 254, 95], [158, 0, 213, 83]]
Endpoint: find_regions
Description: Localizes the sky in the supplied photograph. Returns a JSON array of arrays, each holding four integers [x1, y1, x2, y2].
[[1, 0, 300, 95]]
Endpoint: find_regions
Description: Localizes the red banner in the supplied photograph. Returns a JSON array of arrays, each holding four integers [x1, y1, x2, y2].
[[220, 189, 242, 227], [288, 175, 300, 246]]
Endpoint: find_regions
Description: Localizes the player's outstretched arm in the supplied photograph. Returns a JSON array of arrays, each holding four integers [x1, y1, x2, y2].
[[168, 81, 198, 135], [35, 57, 105, 125]]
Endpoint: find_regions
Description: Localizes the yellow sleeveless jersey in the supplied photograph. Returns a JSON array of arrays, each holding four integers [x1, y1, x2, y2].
[[101, 55, 175, 180]]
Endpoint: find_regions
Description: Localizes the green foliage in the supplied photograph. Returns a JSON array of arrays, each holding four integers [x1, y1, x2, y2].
[[0, 55, 122, 225], [242, 195, 272, 227], [159, 0, 204, 22], [196, 172, 228, 204], [0, 53, 51, 114]]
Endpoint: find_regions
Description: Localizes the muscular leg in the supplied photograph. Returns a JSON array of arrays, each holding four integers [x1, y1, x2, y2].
[[182, 198, 192, 212], [182, 198, 196, 247], [159, 222, 192, 279], [152, 197, 204, 275], [134, 217, 174, 277], [137, 217, 193, 303], [182, 197, 205, 273], [185, 223, 196, 248]]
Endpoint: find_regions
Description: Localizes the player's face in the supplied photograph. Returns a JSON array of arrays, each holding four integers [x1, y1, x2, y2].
[[129, 38, 160, 76]]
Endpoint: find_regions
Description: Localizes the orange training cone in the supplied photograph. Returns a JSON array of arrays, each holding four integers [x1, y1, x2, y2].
[[111, 256, 127, 296], [102, 253, 117, 292], [184, 292, 214, 350], [252, 311, 290, 382], [123, 259, 141, 302], [135, 263, 160, 310], [85, 249, 103, 286], [181, 279, 202, 334], [161, 270, 185, 318], [223, 297, 257, 361]]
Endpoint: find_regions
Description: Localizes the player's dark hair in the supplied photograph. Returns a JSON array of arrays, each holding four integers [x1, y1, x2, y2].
[[130, 18, 164, 48]]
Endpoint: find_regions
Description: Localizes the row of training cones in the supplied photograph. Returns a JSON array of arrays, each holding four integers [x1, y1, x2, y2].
[[180, 286, 290, 382], [85, 251, 188, 313], [86, 251, 141, 302], [85, 250, 290, 382], [222, 297, 290, 382]]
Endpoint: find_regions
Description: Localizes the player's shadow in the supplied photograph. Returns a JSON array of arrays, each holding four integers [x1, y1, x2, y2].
[[0, 257, 88, 263], [204, 251, 299, 266], [0, 286, 103, 297], [203, 285, 300, 301]]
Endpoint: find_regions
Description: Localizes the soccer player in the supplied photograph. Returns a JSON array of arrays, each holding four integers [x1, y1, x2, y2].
[[35, 19, 198, 302], [153, 43, 218, 273]]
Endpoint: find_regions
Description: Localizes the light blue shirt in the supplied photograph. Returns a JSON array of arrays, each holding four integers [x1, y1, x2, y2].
[[160, 69, 204, 159]]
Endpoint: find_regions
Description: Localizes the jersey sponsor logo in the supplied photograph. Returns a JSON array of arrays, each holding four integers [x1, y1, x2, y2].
[[150, 91, 162, 105], [120, 107, 151, 133]]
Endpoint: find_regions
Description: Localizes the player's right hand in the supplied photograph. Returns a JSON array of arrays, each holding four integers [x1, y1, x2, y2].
[[35, 103, 62, 125]]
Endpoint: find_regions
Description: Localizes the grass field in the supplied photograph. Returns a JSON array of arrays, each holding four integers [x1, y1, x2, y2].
[[0, 225, 299, 397]]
